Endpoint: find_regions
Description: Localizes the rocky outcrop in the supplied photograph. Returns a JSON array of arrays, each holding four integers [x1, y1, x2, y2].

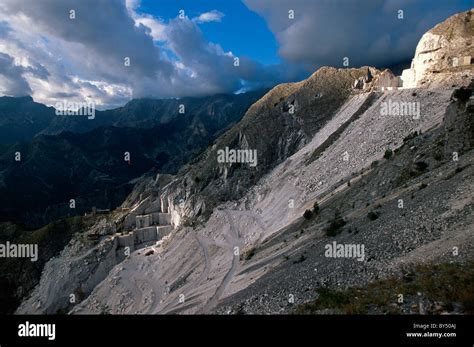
[[401, 9, 473, 87], [352, 67, 375, 90], [371, 69, 400, 90]]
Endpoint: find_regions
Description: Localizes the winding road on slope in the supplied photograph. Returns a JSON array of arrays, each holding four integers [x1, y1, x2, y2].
[[201, 209, 243, 313]]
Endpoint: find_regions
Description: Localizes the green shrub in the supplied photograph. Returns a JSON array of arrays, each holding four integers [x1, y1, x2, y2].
[[367, 211, 380, 221], [403, 131, 418, 143], [244, 248, 256, 261], [293, 254, 307, 264], [313, 201, 320, 214], [325, 210, 346, 236], [433, 150, 443, 161], [452, 87, 472, 102], [414, 161, 428, 172], [383, 149, 393, 160], [303, 209, 313, 220], [100, 304, 111, 315]]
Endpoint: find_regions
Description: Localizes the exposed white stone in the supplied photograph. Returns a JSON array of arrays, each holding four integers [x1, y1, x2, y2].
[[400, 10, 473, 88]]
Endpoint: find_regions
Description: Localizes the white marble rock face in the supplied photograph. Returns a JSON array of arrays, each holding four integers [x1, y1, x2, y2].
[[401, 10, 473, 88]]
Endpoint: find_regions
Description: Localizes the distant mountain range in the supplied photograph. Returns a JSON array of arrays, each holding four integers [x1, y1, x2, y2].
[[0, 90, 267, 227], [0, 91, 267, 143]]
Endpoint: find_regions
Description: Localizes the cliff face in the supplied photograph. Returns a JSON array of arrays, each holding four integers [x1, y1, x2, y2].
[[402, 9, 474, 87]]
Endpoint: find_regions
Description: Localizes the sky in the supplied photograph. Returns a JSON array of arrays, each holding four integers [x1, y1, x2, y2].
[[0, 0, 471, 109]]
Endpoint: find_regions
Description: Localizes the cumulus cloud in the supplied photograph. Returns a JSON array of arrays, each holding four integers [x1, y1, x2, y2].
[[244, 0, 472, 70], [133, 14, 167, 41], [162, 17, 295, 96], [193, 10, 225, 24], [0, 0, 290, 108], [0, 0, 173, 81]]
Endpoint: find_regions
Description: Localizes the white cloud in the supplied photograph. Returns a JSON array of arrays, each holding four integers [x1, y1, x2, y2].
[[125, 0, 141, 12], [193, 10, 225, 24], [0, 0, 287, 108], [134, 14, 167, 41]]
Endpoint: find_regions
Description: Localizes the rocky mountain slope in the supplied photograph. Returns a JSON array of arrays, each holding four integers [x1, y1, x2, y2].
[[15, 10, 474, 315]]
